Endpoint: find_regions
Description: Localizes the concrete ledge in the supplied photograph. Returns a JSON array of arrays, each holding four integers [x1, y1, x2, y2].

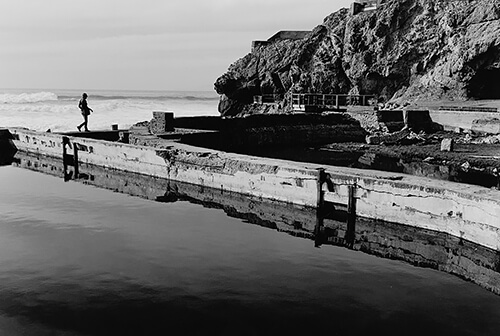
[[7, 127, 500, 250], [472, 118, 500, 134], [322, 166, 500, 250], [9, 127, 322, 207], [430, 109, 500, 131]]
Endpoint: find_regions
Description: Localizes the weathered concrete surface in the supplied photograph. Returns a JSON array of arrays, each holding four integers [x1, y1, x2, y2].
[[62, 129, 126, 142], [322, 166, 500, 251], [366, 127, 411, 145], [9, 127, 322, 207], [429, 109, 500, 131], [472, 118, 500, 134], [346, 107, 442, 139], [150, 111, 174, 134], [8, 127, 500, 251]]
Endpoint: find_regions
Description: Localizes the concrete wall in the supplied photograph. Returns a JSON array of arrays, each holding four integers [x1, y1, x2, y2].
[[251, 40, 269, 52], [429, 109, 500, 131], [472, 118, 500, 134], [9, 128, 322, 208], [267, 31, 310, 43], [322, 166, 500, 251], [7, 127, 500, 251]]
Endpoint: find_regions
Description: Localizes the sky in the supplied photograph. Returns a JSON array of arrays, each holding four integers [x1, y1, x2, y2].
[[0, 0, 352, 92]]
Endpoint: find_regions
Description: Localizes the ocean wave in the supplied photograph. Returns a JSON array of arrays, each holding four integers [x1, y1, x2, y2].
[[58, 94, 219, 101], [0, 92, 58, 104]]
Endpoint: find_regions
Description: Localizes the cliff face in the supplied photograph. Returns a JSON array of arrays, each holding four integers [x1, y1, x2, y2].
[[214, 0, 500, 117]]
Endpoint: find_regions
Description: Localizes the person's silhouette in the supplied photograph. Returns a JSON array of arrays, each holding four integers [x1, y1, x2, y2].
[[77, 93, 93, 132]]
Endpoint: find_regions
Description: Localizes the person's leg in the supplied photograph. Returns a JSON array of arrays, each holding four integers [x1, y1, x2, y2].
[[83, 114, 89, 131], [78, 113, 87, 131]]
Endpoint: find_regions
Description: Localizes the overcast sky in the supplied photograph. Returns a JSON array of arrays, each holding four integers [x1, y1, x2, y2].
[[0, 0, 351, 92]]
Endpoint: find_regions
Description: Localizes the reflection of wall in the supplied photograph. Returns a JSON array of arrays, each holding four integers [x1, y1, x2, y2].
[[11, 150, 500, 296], [0, 129, 16, 165]]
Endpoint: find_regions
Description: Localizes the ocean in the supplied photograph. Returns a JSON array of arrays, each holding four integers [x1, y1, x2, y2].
[[0, 88, 220, 132]]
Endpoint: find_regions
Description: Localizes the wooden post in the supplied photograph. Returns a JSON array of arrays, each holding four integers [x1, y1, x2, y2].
[[336, 95, 339, 109]]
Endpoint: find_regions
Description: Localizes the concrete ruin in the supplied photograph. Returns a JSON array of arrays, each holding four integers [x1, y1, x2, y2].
[[251, 30, 311, 52], [350, 0, 381, 15]]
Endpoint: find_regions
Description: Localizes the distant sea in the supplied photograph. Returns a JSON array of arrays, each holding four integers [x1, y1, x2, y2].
[[0, 88, 220, 132]]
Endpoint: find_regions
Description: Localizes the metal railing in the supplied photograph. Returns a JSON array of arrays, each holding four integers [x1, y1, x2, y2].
[[253, 94, 283, 104], [291, 93, 376, 111]]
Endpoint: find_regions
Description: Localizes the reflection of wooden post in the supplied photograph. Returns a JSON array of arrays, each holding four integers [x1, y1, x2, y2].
[[62, 136, 79, 181], [345, 184, 356, 248], [63, 136, 68, 168], [73, 144, 79, 178], [314, 168, 326, 248], [62, 136, 71, 181]]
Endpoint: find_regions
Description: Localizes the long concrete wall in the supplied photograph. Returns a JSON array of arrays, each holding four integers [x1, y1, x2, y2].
[[8, 128, 321, 207], [322, 166, 500, 251], [429, 109, 500, 131], [6, 127, 500, 250]]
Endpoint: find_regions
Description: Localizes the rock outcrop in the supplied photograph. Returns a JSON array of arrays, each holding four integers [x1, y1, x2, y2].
[[214, 0, 500, 117]]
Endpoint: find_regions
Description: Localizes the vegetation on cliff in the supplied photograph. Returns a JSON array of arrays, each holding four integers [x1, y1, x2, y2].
[[214, 0, 500, 117]]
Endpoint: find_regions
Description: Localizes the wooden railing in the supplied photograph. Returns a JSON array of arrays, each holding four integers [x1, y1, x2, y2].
[[291, 93, 376, 111], [253, 94, 283, 104], [253, 93, 377, 112]]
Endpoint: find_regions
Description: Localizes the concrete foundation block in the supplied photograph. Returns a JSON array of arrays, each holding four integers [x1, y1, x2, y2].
[[441, 138, 454, 152], [150, 111, 174, 134]]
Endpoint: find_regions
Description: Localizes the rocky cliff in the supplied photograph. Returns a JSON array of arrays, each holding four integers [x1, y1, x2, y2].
[[214, 0, 500, 117]]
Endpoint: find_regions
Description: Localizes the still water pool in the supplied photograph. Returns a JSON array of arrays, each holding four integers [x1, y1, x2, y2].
[[1, 165, 500, 335]]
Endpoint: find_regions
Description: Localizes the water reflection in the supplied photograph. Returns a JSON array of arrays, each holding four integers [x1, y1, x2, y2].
[[12, 151, 500, 296], [0, 130, 16, 166]]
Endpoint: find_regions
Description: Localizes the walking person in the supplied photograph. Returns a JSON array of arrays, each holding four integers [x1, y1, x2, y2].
[[77, 92, 93, 132]]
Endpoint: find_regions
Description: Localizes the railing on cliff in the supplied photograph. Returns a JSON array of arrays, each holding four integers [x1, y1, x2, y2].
[[291, 93, 376, 112], [438, 106, 498, 113], [253, 94, 283, 104]]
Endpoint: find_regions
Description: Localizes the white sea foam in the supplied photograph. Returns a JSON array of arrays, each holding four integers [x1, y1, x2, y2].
[[0, 92, 58, 104], [0, 89, 219, 132]]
